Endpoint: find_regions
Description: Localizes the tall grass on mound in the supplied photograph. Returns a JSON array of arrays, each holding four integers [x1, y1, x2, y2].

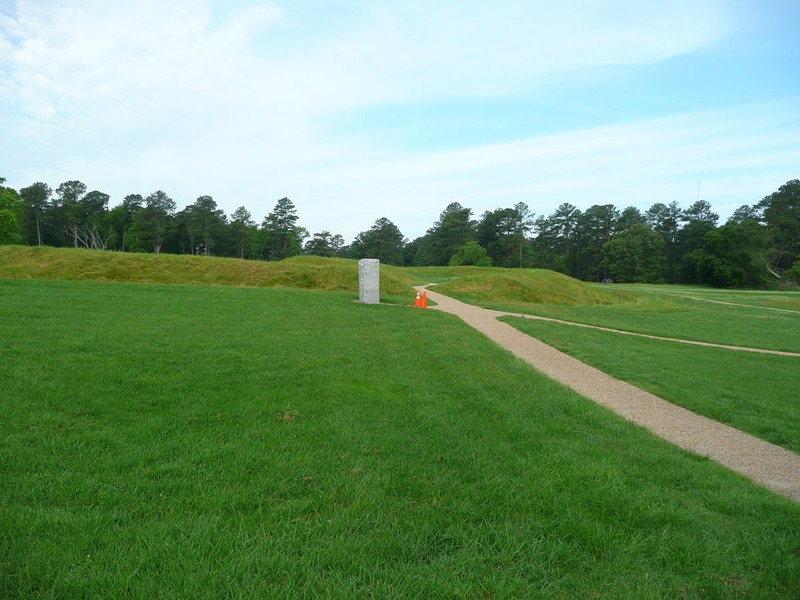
[[426, 267, 633, 306], [1, 279, 799, 598], [0, 245, 414, 298]]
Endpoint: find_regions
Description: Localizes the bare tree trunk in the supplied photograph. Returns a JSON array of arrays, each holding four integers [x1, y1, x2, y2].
[[154, 216, 161, 254], [766, 264, 782, 279]]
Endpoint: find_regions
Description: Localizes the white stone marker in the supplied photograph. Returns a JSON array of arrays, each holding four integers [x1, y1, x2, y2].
[[358, 259, 380, 304]]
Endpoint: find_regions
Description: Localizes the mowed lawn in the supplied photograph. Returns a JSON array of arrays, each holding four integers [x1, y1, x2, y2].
[[623, 284, 800, 312], [462, 285, 800, 353], [1, 279, 799, 598], [503, 317, 800, 454]]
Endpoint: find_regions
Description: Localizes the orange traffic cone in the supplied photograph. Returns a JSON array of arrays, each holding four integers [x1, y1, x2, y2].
[[414, 290, 422, 307], [421, 291, 428, 308]]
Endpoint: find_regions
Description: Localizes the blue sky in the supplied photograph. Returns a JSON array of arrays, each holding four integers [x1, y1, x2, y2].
[[1, 0, 798, 242]]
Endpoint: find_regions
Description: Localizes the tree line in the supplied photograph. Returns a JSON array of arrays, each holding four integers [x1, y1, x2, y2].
[[0, 176, 797, 288]]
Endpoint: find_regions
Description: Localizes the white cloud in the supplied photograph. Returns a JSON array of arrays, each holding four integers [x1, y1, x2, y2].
[[2, 0, 738, 131], [281, 100, 800, 238], [313, 0, 737, 101], [4, 1, 284, 128], [0, 0, 792, 242]]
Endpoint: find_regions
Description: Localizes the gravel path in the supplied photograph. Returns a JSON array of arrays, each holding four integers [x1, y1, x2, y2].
[[420, 287, 800, 502]]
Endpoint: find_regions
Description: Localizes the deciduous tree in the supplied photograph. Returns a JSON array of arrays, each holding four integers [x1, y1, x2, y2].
[[107, 194, 143, 251], [690, 220, 770, 288], [477, 204, 533, 268], [0, 209, 21, 244], [0, 180, 22, 244], [426, 202, 476, 265], [604, 223, 666, 283], [304, 231, 344, 257], [757, 179, 800, 278], [350, 217, 406, 265], [449, 240, 492, 267]]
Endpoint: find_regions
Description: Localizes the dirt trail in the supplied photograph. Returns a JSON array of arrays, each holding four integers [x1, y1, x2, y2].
[[420, 287, 800, 502]]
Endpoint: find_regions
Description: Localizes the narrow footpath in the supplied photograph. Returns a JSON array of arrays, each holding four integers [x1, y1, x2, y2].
[[513, 313, 799, 357], [420, 287, 800, 502]]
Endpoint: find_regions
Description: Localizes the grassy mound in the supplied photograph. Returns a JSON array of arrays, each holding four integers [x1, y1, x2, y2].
[[430, 267, 633, 306], [0, 245, 413, 296], [0, 247, 639, 307]]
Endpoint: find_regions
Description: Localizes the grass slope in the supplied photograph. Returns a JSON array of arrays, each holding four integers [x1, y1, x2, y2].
[[0, 245, 414, 298], [1, 279, 799, 598], [408, 266, 632, 306], [503, 317, 800, 453]]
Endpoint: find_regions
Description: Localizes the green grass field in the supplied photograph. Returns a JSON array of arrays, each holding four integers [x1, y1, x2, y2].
[[2, 278, 799, 597], [614, 284, 800, 311], [503, 317, 800, 453], [2, 249, 800, 596], [463, 288, 800, 353], [408, 266, 800, 352]]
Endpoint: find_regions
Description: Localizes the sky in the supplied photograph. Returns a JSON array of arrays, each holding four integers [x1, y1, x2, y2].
[[1, 0, 798, 242]]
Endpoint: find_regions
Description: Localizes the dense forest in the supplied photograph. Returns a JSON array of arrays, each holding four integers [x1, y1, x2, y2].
[[0, 176, 798, 288]]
